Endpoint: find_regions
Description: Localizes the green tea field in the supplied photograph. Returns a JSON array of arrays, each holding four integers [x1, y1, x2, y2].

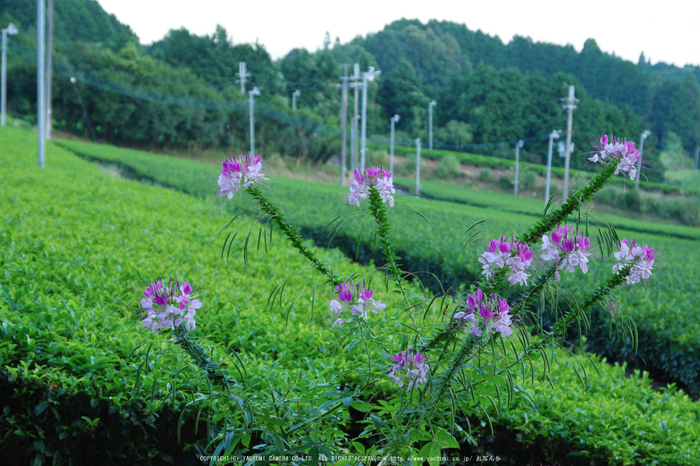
[[2, 126, 700, 465]]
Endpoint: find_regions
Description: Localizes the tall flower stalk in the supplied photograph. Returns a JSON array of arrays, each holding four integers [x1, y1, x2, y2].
[[217, 154, 340, 289], [519, 138, 631, 245], [366, 184, 412, 308], [246, 184, 340, 288]]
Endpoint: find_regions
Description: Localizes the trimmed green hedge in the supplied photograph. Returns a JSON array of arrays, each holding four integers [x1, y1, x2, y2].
[[0, 129, 387, 462], [369, 141, 700, 197], [405, 179, 700, 241]]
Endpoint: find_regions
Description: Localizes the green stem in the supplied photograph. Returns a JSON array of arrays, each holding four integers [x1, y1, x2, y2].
[[550, 265, 632, 342], [174, 330, 235, 392], [358, 321, 372, 374], [366, 186, 412, 311], [511, 261, 560, 316], [434, 336, 477, 402], [247, 184, 339, 288], [519, 161, 617, 245]]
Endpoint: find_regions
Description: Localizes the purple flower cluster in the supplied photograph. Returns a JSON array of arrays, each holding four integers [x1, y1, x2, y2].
[[388, 350, 429, 389], [348, 166, 395, 207], [217, 153, 268, 199], [329, 280, 386, 328], [140, 278, 201, 333], [613, 238, 655, 285], [478, 237, 534, 285], [588, 135, 641, 180], [453, 290, 513, 337], [541, 224, 592, 280]]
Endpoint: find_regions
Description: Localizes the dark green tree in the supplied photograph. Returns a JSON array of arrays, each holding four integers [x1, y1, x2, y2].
[[378, 59, 429, 133]]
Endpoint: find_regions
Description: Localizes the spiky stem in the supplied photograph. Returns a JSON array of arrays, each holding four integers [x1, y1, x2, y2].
[[366, 185, 411, 310], [174, 329, 236, 391], [511, 261, 559, 316], [433, 336, 477, 401], [519, 161, 617, 245], [550, 264, 632, 342], [247, 184, 339, 288]]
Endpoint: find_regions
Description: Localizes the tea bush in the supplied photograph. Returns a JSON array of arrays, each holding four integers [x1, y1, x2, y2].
[[368, 141, 700, 197], [435, 155, 462, 180], [478, 168, 492, 182]]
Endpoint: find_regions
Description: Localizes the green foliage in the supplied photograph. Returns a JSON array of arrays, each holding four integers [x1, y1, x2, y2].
[[441, 65, 647, 171], [0, 0, 137, 49], [520, 169, 538, 191], [378, 59, 430, 132], [493, 352, 700, 465], [651, 74, 700, 150], [53, 133, 700, 399], [596, 187, 700, 227], [434, 155, 461, 179], [364, 23, 466, 89], [4, 126, 700, 463], [437, 120, 473, 147], [0, 127, 384, 461], [498, 175, 513, 191], [659, 131, 694, 172], [667, 169, 700, 190], [366, 149, 389, 167], [149, 25, 282, 94], [54, 42, 233, 148], [279, 48, 339, 109], [477, 168, 492, 182]]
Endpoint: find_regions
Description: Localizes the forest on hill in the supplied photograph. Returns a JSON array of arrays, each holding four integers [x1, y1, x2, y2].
[[2, 0, 700, 179]]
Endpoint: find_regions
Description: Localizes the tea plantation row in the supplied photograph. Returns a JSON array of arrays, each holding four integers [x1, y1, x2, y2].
[[369, 141, 700, 197], [54, 137, 700, 398], [403, 180, 700, 242]]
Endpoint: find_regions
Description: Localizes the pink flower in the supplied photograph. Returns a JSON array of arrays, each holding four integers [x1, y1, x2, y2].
[[217, 153, 268, 200], [587, 135, 642, 180], [328, 279, 385, 329], [453, 290, 514, 338], [347, 166, 395, 207], [613, 238, 655, 285], [541, 225, 592, 279], [335, 282, 353, 303], [479, 237, 533, 285], [388, 350, 429, 389], [348, 170, 368, 207], [140, 278, 201, 333]]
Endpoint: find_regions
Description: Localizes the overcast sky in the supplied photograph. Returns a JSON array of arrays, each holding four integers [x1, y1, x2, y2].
[[97, 0, 699, 68]]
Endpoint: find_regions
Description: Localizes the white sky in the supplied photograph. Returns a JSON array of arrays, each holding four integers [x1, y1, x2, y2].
[[97, 0, 700, 68]]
